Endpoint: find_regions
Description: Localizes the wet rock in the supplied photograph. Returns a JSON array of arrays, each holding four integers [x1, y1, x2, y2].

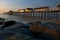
[[27, 21, 41, 26], [0, 18, 5, 24], [0, 25, 4, 30], [29, 25, 45, 32], [0, 32, 16, 40], [52, 20, 60, 24], [3, 20, 16, 27], [16, 28, 33, 36], [6, 35, 16, 40], [34, 21, 41, 25], [27, 22, 34, 26], [29, 25, 60, 40], [1, 20, 16, 30], [18, 24, 30, 29], [4, 22, 24, 30], [0, 28, 42, 40], [15, 28, 42, 40], [43, 22, 60, 30]]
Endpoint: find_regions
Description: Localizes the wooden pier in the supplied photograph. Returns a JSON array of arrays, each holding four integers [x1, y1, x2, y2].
[[20, 10, 60, 20]]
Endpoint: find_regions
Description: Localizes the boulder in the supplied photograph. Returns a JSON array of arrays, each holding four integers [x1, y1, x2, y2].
[[27, 21, 41, 26], [3, 20, 16, 27], [16, 28, 33, 36], [43, 22, 60, 30], [29, 25, 46, 32], [52, 20, 60, 24], [0, 32, 16, 40], [29, 25, 60, 40], [1, 20, 16, 30], [19, 24, 30, 29], [0, 18, 5, 24], [4, 22, 24, 30], [34, 21, 41, 24]]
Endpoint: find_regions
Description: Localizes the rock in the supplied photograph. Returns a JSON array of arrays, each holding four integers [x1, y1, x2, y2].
[[3, 20, 16, 27], [27, 22, 34, 26], [0, 32, 16, 40], [52, 20, 60, 24], [4, 22, 24, 30], [0, 18, 5, 24], [34, 21, 41, 25], [19, 24, 30, 29], [0, 28, 42, 40], [29, 25, 60, 40], [0, 25, 4, 30], [4, 22, 30, 30], [6, 35, 16, 40], [0, 18, 5, 20], [29, 25, 46, 32], [16, 28, 33, 36], [27, 21, 41, 26], [1, 20, 16, 30], [43, 22, 60, 30]]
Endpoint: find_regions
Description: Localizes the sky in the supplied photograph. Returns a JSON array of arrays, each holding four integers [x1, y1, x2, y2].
[[0, 0, 60, 13]]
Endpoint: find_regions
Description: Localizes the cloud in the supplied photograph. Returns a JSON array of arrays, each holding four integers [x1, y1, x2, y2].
[[0, 0, 60, 13]]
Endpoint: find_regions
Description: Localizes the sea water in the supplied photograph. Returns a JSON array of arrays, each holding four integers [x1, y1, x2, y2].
[[0, 13, 58, 23], [0, 14, 31, 23]]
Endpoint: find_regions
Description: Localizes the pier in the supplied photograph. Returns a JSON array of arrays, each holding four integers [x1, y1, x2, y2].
[[4, 5, 60, 20], [12, 11, 60, 20]]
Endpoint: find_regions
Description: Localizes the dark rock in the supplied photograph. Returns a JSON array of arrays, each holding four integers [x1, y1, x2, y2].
[[0, 22, 3, 25], [3, 22, 26, 30], [0, 18, 5, 20], [27, 21, 41, 26], [34, 21, 41, 25], [0, 28, 31, 40], [3, 20, 16, 27], [0, 18, 5, 24], [0, 32, 15, 40], [29, 24, 60, 40], [43, 22, 60, 30], [16, 28, 33, 36], [18, 24, 30, 29], [27, 22, 34, 26], [2, 20, 16, 30], [0, 25, 4, 30], [31, 32, 59, 40]]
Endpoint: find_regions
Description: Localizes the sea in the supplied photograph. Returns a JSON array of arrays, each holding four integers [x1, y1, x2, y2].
[[0, 13, 44, 23], [0, 13, 32, 23], [0, 13, 59, 23]]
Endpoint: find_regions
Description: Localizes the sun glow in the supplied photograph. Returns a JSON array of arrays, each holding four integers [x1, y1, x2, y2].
[[0, 5, 9, 13]]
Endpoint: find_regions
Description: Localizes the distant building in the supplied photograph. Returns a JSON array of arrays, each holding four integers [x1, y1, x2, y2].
[[8, 10, 13, 15], [34, 7, 49, 12], [18, 9, 25, 12], [4, 10, 13, 15], [57, 5, 60, 10], [25, 8, 33, 12]]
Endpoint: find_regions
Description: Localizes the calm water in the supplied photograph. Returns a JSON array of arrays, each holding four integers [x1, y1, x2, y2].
[[0, 14, 32, 23], [0, 13, 57, 23]]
